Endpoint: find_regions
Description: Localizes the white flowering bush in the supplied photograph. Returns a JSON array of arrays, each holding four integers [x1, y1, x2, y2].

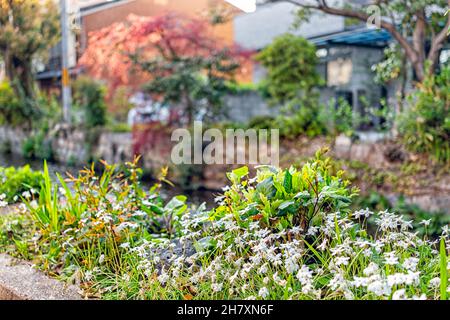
[[118, 199, 449, 300], [0, 154, 449, 300]]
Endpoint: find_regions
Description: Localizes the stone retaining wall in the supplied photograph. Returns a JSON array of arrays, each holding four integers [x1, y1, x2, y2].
[[0, 253, 82, 300]]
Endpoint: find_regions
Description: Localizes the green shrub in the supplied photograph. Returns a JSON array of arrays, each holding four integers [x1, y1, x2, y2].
[[247, 115, 276, 130], [256, 34, 322, 104], [0, 165, 44, 202], [22, 131, 53, 160], [211, 149, 357, 231], [276, 100, 328, 138], [0, 81, 24, 126], [398, 66, 450, 164], [73, 76, 107, 128]]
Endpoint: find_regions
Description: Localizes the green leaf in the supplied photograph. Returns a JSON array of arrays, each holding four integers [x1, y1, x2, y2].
[[256, 176, 277, 199], [440, 238, 448, 300], [283, 170, 293, 193]]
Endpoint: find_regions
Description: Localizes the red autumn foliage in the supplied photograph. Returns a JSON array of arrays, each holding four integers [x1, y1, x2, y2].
[[78, 13, 252, 94]]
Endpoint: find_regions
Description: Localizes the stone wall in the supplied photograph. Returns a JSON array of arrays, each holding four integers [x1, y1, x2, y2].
[[223, 91, 278, 124], [0, 125, 133, 166]]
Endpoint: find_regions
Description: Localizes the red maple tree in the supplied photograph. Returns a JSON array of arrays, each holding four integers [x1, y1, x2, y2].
[[78, 13, 251, 94]]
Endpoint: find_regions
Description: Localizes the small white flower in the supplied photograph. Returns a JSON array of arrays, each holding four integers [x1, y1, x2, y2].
[[402, 257, 419, 271], [392, 289, 408, 300], [354, 208, 372, 219], [363, 262, 379, 276], [258, 287, 269, 299], [120, 242, 130, 249], [30, 200, 38, 209], [211, 283, 223, 292], [384, 252, 399, 265], [334, 256, 350, 266], [429, 277, 440, 288], [419, 219, 431, 227], [21, 191, 31, 199]]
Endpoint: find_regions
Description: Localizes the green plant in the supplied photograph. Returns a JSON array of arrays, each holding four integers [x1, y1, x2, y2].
[[0, 81, 21, 126], [0, 165, 43, 202], [256, 34, 322, 105], [398, 66, 450, 164], [247, 115, 276, 130], [211, 149, 357, 231], [276, 101, 328, 138], [1, 155, 449, 300], [73, 76, 107, 128], [21, 130, 53, 160]]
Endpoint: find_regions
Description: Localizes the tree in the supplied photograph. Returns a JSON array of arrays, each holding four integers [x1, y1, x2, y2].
[[79, 13, 251, 125], [256, 33, 322, 104], [265, 0, 450, 82], [0, 0, 60, 99]]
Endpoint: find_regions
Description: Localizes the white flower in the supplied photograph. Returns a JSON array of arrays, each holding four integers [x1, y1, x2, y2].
[[328, 272, 347, 291], [30, 200, 38, 209], [352, 276, 369, 288], [99, 254, 105, 264], [296, 265, 313, 285], [120, 242, 130, 249], [258, 264, 268, 274], [402, 257, 419, 271], [384, 252, 399, 265], [318, 239, 328, 251], [367, 280, 391, 297], [21, 191, 31, 199], [429, 277, 440, 288], [392, 289, 408, 300], [363, 262, 379, 276], [157, 271, 169, 285], [412, 294, 426, 300], [258, 287, 269, 299], [334, 256, 350, 266], [211, 283, 223, 292], [419, 219, 431, 227], [354, 208, 372, 219], [306, 226, 319, 237], [84, 270, 93, 281], [285, 258, 299, 274]]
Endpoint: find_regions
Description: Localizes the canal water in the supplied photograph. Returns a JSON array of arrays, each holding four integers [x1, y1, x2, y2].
[[0, 153, 217, 208]]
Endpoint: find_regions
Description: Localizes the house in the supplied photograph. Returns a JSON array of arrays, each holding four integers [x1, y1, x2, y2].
[[232, 1, 395, 129]]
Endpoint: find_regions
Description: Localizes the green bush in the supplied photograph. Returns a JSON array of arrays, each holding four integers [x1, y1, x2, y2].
[[73, 76, 107, 128], [22, 131, 53, 160], [276, 100, 328, 138], [398, 66, 450, 164], [211, 149, 357, 231], [0, 165, 44, 202], [0, 81, 24, 126], [256, 34, 322, 104], [247, 115, 276, 130]]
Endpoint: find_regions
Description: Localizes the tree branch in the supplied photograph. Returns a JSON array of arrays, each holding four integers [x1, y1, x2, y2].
[[427, 11, 450, 69]]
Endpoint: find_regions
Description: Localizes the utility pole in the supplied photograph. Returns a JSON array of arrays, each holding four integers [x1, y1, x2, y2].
[[60, 0, 72, 123]]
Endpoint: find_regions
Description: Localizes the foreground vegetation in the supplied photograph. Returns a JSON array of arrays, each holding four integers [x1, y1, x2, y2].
[[0, 152, 448, 300]]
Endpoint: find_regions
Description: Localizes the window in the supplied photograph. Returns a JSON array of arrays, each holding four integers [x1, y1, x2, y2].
[[327, 58, 352, 86]]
